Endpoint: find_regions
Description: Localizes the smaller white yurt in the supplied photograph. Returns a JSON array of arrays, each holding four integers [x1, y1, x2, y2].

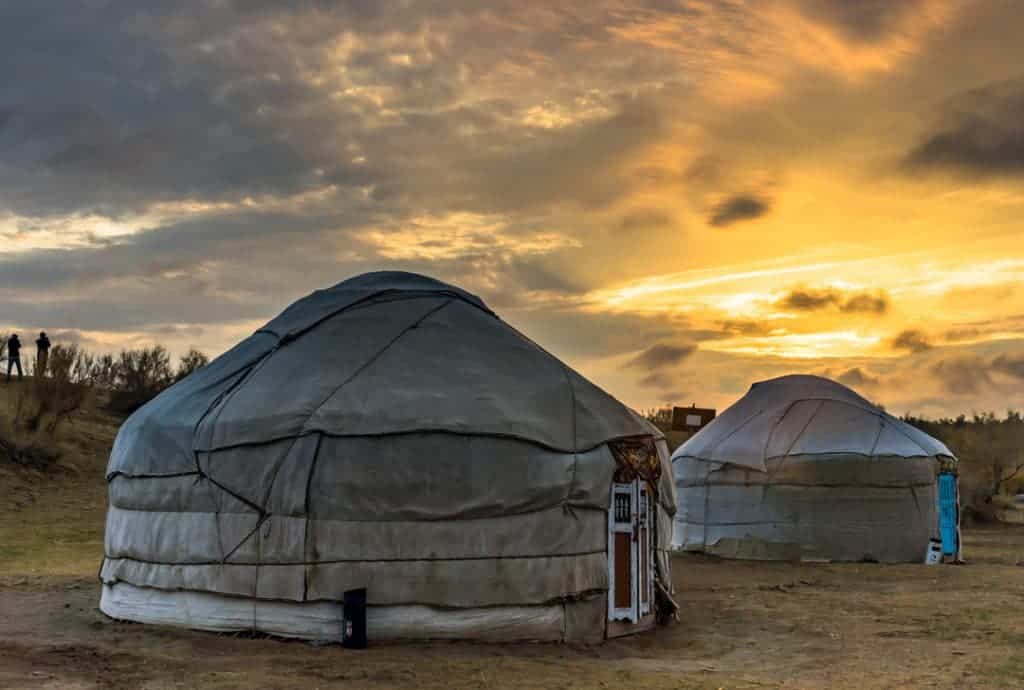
[[673, 375, 960, 563]]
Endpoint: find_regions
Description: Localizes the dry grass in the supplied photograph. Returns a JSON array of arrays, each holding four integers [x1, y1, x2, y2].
[[0, 382, 119, 575]]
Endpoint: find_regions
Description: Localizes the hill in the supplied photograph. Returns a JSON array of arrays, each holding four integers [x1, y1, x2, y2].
[[0, 381, 122, 575]]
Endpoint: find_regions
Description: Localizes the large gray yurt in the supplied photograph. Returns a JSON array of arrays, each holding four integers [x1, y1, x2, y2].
[[673, 375, 960, 563], [100, 271, 676, 642]]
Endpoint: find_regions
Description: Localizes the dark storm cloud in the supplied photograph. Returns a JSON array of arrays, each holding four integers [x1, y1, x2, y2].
[[624, 343, 697, 371], [891, 329, 933, 353], [903, 78, 1024, 178], [708, 194, 770, 228], [0, 3, 375, 219], [777, 287, 889, 314]]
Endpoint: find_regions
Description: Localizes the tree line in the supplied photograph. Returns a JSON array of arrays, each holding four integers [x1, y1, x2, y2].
[[902, 411, 1024, 520]]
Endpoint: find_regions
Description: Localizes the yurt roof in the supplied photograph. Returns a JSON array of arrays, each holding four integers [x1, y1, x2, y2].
[[672, 374, 954, 473], [109, 271, 655, 479]]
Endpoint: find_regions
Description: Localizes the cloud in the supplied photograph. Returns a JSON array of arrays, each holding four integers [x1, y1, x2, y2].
[[779, 288, 839, 311], [777, 287, 889, 314], [638, 372, 667, 389], [891, 329, 933, 353], [835, 367, 880, 389], [903, 78, 1024, 178], [618, 209, 676, 232], [931, 356, 992, 395], [794, 0, 927, 42], [656, 391, 689, 404], [993, 353, 1024, 380], [717, 319, 775, 337], [840, 292, 889, 314], [462, 95, 669, 213], [0, 0, 1013, 423], [708, 194, 770, 228], [624, 343, 697, 371], [943, 327, 982, 342]]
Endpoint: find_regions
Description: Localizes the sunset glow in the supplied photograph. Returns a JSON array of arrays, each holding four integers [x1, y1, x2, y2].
[[1, 0, 1022, 418]]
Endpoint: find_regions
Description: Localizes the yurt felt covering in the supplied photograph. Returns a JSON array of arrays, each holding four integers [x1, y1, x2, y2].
[[672, 375, 957, 563], [99, 272, 676, 642]]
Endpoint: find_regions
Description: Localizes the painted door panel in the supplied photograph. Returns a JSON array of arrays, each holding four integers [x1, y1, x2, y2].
[[938, 473, 958, 556], [608, 480, 654, 624]]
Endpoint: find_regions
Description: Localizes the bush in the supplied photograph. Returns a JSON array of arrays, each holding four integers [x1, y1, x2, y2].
[[102, 346, 173, 415], [903, 411, 1024, 521], [3, 345, 94, 437], [176, 348, 209, 382], [48, 344, 95, 386], [89, 353, 118, 390], [644, 407, 674, 433], [103, 345, 209, 415], [1, 342, 213, 467], [0, 348, 92, 469]]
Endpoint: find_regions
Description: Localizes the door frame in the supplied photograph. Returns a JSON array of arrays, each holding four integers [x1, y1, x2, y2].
[[607, 479, 654, 624]]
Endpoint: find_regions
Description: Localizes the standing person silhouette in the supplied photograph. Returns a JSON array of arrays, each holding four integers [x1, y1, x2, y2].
[[36, 331, 51, 377], [7, 333, 23, 382]]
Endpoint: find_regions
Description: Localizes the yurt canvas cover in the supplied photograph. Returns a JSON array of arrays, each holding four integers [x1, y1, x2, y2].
[[673, 375, 958, 563], [99, 272, 676, 642]]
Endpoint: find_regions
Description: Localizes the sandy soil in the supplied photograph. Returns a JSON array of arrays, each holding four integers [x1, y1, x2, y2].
[[3, 531, 1024, 690], [2, 394, 1024, 688]]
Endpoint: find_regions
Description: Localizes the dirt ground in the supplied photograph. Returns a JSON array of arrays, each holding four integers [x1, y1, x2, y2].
[[2, 396, 1024, 689]]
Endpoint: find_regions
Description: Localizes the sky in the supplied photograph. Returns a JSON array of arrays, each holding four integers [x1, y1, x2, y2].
[[1, 0, 1023, 418]]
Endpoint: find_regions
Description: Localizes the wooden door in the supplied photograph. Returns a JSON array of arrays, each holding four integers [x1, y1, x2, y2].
[[609, 483, 637, 622], [609, 480, 656, 624], [639, 485, 652, 616]]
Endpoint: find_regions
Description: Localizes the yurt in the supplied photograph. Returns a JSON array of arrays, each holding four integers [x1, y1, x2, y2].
[[672, 375, 960, 563], [99, 271, 676, 643]]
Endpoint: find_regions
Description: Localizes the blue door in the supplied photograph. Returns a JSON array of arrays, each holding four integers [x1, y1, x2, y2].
[[938, 473, 958, 556]]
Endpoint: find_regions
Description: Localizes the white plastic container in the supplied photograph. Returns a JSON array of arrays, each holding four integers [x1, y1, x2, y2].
[[924, 539, 943, 565]]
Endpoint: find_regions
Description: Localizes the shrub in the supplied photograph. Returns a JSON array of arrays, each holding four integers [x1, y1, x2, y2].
[[89, 353, 118, 390], [104, 346, 174, 415], [904, 410, 1024, 521], [0, 347, 92, 469], [176, 348, 209, 382], [103, 345, 209, 415], [644, 407, 674, 433], [12, 362, 91, 436]]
